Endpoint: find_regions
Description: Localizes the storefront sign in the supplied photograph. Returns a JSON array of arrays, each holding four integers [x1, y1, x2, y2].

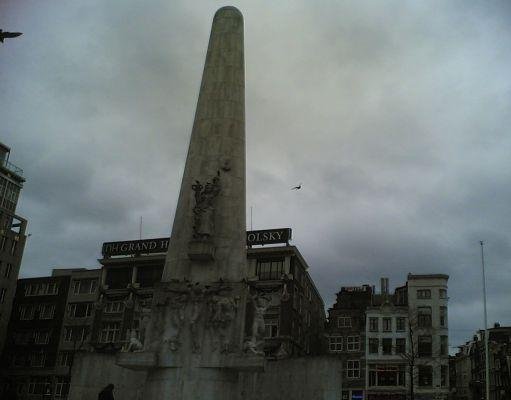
[[102, 238, 170, 257], [246, 228, 291, 246]]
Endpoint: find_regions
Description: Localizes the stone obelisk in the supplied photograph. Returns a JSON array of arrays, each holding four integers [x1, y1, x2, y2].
[[117, 7, 263, 400]]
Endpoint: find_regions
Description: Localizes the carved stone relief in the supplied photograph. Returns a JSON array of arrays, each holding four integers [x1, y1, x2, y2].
[[191, 174, 221, 240]]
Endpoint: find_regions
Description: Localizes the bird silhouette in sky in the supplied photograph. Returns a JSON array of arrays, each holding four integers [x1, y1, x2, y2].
[[0, 29, 23, 43], [291, 183, 302, 190]]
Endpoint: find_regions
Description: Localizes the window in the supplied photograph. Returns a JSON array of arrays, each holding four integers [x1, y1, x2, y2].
[[137, 265, 163, 288], [440, 306, 447, 327], [418, 365, 433, 386], [347, 336, 360, 351], [369, 317, 378, 332], [73, 279, 98, 294], [369, 338, 379, 354], [30, 350, 46, 367], [57, 351, 73, 367], [329, 336, 343, 353], [441, 365, 448, 387], [396, 317, 406, 332], [382, 318, 392, 332], [33, 330, 50, 344], [28, 377, 51, 395], [63, 326, 87, 343], [346, 360, 360, 378], [255, 259, 284, 280], [439, 289, 447, 299], [337, 316, 352, 328], [4, 263, 13, 278], [418, 335, 432, 357], [418, 307, 432, 328], [264, 318, 279, 338], [25, 282, 58, 296], [100, 322, 120, 343], [396, 338, 406, 354], [417, 289, 431, 299], [104, 300, 125, 313], [0, 287, 6, 303], [68, 302, 93, 318], [369, 364, 406, 387], [55, 377, 70, 399], [105, 267, 132, 289], [382, 338, 392, 355], [440, 335, 448, 356], [11, 353, 26, 367], [19, 304, 35, 320], [39, 304, 55, 319], [10, 240, 17, 255]]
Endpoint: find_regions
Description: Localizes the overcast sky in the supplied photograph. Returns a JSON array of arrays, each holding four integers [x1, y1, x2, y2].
[[2, 0, 511, 352]]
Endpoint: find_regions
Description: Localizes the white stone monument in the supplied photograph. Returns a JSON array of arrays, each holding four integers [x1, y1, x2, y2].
[[117, 6, 265, 399]]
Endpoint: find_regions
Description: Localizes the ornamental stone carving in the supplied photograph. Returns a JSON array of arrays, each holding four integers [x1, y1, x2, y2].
[[191, 173, 221, 240]]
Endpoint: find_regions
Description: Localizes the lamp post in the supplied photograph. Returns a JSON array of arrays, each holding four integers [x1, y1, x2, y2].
[[480, 241, 490, 400]]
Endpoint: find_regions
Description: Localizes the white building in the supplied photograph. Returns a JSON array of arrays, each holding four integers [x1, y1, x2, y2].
[[365, 279, 409, 400], [407, 274, 449, 400]]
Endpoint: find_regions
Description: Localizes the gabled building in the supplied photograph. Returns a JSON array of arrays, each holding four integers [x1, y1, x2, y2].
[[365, 278, 409, 400], [326, 285, 373, 400]]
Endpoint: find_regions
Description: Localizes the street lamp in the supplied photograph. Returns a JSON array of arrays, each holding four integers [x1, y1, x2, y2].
[[480, 241, 490, 400]]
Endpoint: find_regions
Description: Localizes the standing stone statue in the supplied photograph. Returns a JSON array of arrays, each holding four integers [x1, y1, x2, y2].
[[116, 7, 264, 400]]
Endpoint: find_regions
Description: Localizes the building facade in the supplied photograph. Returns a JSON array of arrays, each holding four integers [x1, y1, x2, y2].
[[1, 275, 71, 399], [0, 142, 28, 355], [407, 274, 450, 400], [326, 285, 373, 400], [247, 243, 325, 358], [365, 280, 409, 400], [453, 324, 511, 400]]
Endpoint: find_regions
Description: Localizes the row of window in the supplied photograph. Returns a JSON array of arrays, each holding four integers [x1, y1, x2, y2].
[[328, 335, 361, 352], [11, 351, 47, 368], [13, 330, 52, 345], [368, 317, 407, 332], [335, 307, 447, 332], [8, 376, 69, 397], [417, 288, 447, 299], [72, 278, 98, 295], [329, 335, 448, 357], [19, 304, 55, 320], [63, 323, 124, 343], [24, 282, 59, 296], [368, 338, 406, 355], [338, 363, 449, 387]]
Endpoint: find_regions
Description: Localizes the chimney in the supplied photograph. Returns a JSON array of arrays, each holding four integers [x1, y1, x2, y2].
[[380, 277, 389, 295], [494, 322, 501, 328]]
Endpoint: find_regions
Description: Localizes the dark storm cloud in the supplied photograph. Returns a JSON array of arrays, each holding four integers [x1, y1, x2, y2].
[[2, 0, 511, 351]]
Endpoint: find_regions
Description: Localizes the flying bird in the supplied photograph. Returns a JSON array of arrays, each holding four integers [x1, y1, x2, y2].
[[291, 183, 302, 190], [0, 29, 23, 43]]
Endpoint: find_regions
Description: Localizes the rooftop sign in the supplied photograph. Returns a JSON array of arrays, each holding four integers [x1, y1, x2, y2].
[[102, 228, 292, 256], [246, 228, 291, 247], [102, 238, 170, 257]]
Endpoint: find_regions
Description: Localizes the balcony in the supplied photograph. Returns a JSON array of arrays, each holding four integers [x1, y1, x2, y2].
[[2, 158, 24, 177]]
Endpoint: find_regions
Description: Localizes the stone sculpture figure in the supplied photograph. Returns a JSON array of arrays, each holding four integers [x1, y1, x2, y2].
[[124, 329, 143, 352], [244, 293, 270, 355]]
